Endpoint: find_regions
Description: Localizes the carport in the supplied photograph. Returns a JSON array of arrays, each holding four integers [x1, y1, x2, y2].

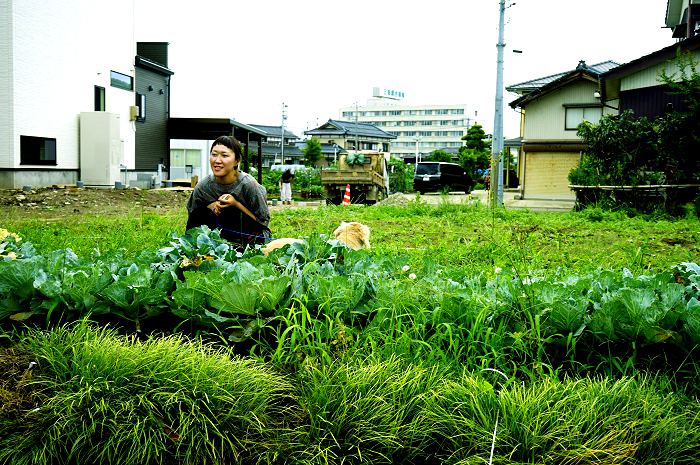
[[168, 118, 268, 184]]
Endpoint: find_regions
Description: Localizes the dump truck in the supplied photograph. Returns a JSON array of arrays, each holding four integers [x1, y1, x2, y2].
[[320, 151, 389, 205]]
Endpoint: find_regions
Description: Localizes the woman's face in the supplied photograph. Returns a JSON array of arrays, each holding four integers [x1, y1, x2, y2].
[[210, 144, 238, 182]]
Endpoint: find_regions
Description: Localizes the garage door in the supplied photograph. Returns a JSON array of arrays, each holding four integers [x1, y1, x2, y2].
[[523, 152, 579, 199]]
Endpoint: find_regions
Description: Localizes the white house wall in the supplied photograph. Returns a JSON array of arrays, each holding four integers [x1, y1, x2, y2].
[[523, 80, 616, 140], [1, 0, 135, 188], [170, 139, 213, 179], [620, 49, 700, 92], [0, 1, 14, 170]]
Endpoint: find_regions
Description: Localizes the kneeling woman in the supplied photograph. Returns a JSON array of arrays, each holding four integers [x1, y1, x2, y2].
[[186, 135, 272, 246]]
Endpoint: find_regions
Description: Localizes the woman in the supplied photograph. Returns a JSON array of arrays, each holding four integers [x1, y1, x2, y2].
[[186, 135, 272, 246]]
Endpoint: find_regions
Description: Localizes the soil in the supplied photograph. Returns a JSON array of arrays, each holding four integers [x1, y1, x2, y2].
[[0, 186, 194, 218]]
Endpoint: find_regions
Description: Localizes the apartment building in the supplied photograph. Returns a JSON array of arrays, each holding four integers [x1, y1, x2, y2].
[[339, 95, 476, 162]]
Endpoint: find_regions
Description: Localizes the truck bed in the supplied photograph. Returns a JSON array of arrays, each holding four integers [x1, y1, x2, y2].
[[320, 170, 384, 186]]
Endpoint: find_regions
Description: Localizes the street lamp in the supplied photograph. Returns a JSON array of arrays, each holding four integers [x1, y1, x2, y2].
[[281, 102, 288, 163], [413, 135, 422, 164]]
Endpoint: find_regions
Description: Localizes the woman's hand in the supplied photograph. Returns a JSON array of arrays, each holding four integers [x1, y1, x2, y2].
[[217, 193, 237, 209], [207, 194, 235, 216], [208, 194, 248, 218]]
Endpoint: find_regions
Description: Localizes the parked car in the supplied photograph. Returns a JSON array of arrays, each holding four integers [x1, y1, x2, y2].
[[413, 162, 474, 194]]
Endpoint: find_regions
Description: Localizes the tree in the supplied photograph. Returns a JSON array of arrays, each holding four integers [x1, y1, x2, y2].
[[660, 48, 700, 116], [301, 138, 323, 167], [458, 147, 490, 182], [425, 149, 453, 163], [461, 124, 490, 152]]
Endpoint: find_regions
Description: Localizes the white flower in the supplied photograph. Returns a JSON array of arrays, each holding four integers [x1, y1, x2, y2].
[[495, 267, 503, 274], [402, 265, 410, 272], [409, 273, 417, 280], [436, 269, 443, 275]]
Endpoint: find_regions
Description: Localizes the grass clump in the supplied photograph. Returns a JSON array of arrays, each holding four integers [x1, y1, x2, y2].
[[0, 321, 296, 465], [2, 325, 700, 464]]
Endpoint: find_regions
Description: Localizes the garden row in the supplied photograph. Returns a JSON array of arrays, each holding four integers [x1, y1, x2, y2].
[[4, 323, 699, 464], [2, 226, 700, 382]]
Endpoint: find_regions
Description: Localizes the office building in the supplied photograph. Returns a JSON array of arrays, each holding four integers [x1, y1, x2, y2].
[[339, 89, 477, 162]]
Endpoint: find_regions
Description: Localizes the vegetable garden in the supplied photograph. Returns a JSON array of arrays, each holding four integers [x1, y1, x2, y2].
[[2, 200, 700, 464]]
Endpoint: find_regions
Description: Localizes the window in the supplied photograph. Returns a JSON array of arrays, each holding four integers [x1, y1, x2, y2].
[[419, 131, 431, 137], [94, 86, 105, 111], [404, 131, 416, 136], [404, 121, 416, 126], [451, 109, 464, 114], [440, 120, 449, 126], [389, 110, 401, 116], [423, 110, 432, 115], [20, 136, 56, 165], [436, 109, 448, 115], [136, 93, 146, 121], [565, 106, 603, 129], [420, 120, 432, 126], [110, 71, 133, 90]]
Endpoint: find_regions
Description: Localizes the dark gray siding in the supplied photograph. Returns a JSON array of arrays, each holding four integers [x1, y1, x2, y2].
[[619, 85, 690, 120], [134, 68, 169, 170], [136, 42, 168, 67]]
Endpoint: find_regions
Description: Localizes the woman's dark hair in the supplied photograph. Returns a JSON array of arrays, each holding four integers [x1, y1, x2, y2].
[[211, 135, 243, 161]]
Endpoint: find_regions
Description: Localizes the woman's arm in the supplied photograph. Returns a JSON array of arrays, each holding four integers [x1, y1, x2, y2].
[[215, 194, 257, 221]]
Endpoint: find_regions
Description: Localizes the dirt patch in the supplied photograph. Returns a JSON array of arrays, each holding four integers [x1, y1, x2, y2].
[[0, 186, 193, 218], [0, 346, 49, 421]]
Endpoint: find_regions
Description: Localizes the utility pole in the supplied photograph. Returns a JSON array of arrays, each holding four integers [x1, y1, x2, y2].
[[490, 0, 507, 207], [281, 102, 288, 163], [354, 102, 360, 154]]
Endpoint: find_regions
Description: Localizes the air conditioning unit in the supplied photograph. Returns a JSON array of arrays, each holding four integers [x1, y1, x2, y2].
[[80, 112, 124, 186]]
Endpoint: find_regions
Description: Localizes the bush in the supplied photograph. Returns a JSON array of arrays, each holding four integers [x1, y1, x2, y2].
[[388, 157, 414, 193]]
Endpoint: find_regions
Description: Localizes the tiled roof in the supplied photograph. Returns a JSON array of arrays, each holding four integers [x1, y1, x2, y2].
[[305, 119, 397, 139], [506, 61, 620, 94], [249, 124, 300, 139]]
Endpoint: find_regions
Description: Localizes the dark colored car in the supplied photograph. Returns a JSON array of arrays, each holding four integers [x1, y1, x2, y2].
[[413, 162, 474, 194]]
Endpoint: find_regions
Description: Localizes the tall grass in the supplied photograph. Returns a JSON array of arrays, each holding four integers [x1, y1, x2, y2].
[[2, 324, 700, 464], [0, 321, 295, 465]]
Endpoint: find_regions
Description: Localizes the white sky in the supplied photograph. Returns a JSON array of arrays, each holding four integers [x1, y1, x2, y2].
[[135, 0, 674, 140]]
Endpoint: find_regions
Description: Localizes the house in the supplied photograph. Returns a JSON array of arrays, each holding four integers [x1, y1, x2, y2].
[[507, 61, 620, 200], [304, 119, 397, 155], [0, 0, 138, 189], [666, 0, 700, 39], [599, 32, 700, 121], [293, 141, 348, 168], [248, 125, 301, 166], [134, 42, 174, 185]]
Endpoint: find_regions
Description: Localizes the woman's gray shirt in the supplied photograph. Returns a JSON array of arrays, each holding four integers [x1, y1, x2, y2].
[[186, 173, 271, 238]]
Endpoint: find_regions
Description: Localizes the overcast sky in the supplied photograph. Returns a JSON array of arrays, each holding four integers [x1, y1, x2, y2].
[[135, 0, 674, 140]]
